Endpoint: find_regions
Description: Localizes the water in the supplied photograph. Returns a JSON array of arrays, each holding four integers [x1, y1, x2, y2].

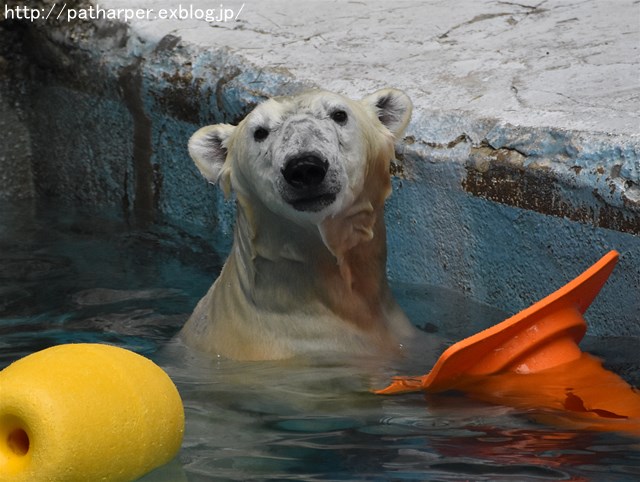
[[1, 200, 639, 481]]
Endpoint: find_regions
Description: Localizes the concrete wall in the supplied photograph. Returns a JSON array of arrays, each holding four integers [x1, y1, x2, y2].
[[1, 1, 638, 335], [0, 22, 34, 201]]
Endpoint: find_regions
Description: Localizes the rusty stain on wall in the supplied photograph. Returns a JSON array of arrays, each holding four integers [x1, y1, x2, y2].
[[463, 144, 640, 235]]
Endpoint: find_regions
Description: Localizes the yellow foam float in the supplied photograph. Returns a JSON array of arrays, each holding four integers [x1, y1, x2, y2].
[[0, 343, 184, 481]]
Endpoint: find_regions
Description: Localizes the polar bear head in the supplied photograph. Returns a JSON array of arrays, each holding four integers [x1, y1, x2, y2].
[[188, 88, 412, 231], [183, 88, 415, 359]]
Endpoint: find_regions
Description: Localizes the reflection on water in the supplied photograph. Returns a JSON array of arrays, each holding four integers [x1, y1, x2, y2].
[[1, 200, 639, 481]]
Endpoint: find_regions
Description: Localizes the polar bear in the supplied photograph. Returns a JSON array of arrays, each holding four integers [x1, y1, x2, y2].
[[181, 88, 419, 360]]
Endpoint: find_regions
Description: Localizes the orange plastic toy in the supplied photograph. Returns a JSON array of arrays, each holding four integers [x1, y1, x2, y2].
[[376, 251, 640, 435]]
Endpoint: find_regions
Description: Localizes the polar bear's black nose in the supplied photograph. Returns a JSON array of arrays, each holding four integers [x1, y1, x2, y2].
[[282, 155, 329, 188]]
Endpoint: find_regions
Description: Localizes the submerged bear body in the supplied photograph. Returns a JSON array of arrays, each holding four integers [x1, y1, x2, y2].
[[181, 88, 419, 360]]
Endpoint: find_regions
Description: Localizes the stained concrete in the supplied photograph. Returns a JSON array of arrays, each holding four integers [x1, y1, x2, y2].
[[0, 22, 34, 200], [1, 0, 639, 335], [127, 0, 639, 135], [0, 91, 34, 200]]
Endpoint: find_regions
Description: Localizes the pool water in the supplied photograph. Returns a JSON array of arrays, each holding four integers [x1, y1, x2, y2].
[[1, 200, 639, 481]]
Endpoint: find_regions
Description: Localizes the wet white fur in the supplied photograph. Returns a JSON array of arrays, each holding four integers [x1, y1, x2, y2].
[[182, 88, 416, 360]]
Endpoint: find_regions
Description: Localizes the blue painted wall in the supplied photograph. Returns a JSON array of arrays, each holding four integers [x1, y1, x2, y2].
[[6, 24, 639, 337]]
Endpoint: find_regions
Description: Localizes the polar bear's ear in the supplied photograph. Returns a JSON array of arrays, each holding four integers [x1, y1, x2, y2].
[[362, 88, 413, 138], [188, 124, 235, 187]]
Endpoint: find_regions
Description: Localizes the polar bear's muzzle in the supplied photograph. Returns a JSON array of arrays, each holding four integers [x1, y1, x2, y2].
[[280, 153, 339, 212]]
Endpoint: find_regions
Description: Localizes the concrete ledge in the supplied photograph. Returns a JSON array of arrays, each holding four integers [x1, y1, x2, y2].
[[1, 0, 639, 335]]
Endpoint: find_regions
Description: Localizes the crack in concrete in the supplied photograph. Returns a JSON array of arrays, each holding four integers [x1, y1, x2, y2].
[[438, 12, 513, 39], [422, 134, 472, 150], [438, 1, 547, 39], [497, 1, 548, 12]]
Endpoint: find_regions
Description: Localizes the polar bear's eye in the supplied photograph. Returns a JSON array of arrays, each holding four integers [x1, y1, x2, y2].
[[253, 127, 270, 142], [330, 110, 348, 125]]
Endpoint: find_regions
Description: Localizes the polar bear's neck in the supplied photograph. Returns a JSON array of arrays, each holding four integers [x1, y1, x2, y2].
[[181, 192, 414, 360], [232, 195, 390, 323]]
